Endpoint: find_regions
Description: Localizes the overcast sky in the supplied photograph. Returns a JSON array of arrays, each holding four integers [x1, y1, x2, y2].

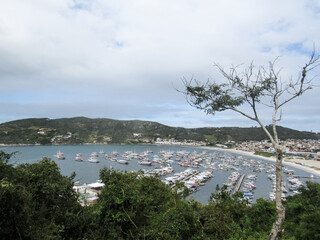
[[1, 0, 320, 132]]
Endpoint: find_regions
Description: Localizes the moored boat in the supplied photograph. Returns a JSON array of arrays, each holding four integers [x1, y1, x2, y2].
[[75, 153, 83, 161], [117, 159, 129, 164], [139, 161, 152, 166], [55, 151, 65, 160], [91, 152, 99, 157], [88, 157, 99, 163]]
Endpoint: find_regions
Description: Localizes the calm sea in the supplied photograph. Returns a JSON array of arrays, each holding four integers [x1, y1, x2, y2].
[[2, 144, 319, 204]]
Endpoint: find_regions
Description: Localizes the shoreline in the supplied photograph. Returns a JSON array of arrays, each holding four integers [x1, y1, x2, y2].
[[2, 143, 320, 177], [202, 146, 320, 177]]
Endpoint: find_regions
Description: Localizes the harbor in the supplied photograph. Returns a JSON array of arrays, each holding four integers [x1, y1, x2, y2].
[[4, 144, 320, 204]]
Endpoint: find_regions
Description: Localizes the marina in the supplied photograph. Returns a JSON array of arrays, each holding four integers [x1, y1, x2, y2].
[[3, 144, 320, 204]]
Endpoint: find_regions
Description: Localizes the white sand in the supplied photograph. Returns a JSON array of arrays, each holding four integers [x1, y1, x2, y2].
[[201, 146, 320, 177]]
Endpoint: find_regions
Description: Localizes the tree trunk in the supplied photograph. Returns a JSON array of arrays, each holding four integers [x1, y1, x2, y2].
[[268, 148, 285, 240]]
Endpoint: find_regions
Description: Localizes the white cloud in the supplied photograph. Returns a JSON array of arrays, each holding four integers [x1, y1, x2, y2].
[[0, 0, 320, 132]]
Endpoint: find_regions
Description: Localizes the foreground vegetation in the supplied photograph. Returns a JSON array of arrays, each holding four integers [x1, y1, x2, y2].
[[1, 151, 320, 239]]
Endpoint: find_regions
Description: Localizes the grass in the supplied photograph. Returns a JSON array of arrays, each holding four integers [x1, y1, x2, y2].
[[254, 152, 276, 158]]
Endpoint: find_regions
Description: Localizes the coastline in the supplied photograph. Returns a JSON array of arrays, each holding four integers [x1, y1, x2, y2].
[[202, 146, 320, 177], [2, 142, 320, 177]]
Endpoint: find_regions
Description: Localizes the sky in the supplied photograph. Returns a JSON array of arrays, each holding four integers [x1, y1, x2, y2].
[[1, 0, 320, 132]]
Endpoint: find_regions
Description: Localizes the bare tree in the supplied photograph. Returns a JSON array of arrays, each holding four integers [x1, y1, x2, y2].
[[181, 51, 319, 240]]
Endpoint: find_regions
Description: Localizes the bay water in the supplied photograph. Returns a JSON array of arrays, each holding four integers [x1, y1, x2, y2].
[[2, 144, 319, 204]]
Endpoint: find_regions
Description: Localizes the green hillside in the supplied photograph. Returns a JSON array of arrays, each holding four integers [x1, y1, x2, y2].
[[0, 117, 319, 145]]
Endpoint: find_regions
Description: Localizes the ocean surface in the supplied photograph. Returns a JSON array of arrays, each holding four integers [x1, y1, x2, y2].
[[2, 144, 319, 204]]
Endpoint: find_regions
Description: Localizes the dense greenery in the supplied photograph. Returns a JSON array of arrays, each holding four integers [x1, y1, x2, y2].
[[1, 151, 320, 239], [0, 117, 318, 145], [0, 152, 84, 239]]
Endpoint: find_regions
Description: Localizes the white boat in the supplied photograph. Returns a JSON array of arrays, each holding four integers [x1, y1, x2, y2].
[[91, 152, 99, 157], [117, 159, 129, 164], [139, 161, 152, 166], [88, 157, 99, 163], [75, 153, 83, 162], [55, 151, 65, 160]]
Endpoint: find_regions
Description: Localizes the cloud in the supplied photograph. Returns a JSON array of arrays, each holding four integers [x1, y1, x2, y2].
[[0, 0, 320, 132]]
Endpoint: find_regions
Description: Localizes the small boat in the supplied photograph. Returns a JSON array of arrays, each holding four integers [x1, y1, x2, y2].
[[91, 152, 99, 157], [55, 151, 65, 160], [88, 157, 99, 163], [112, 151, 119, 156], [117, 159, 129, 164], [178, 162, 189, 167], [75, 153, 83, 162], [139, 161, 152, 166]]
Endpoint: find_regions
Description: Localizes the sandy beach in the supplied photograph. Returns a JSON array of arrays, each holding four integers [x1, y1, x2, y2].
[[202, 146, 320, 177]]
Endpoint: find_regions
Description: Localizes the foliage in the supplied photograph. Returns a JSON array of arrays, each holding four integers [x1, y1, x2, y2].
[[86, 168, 203, 239], [247, 198, 276, 234], [202, 185, 250, 239], [1, 151, 320, 239], [0, 152, 85, 239], [284, 181, 320, 239], [182, 53, 320, 239], [204, 134, 217, 145], [0, 117, 318, 145], [0, 150, 16, 179]]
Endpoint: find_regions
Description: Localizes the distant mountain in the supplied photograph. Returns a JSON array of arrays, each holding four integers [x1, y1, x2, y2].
[[0, 117, 319, 145]]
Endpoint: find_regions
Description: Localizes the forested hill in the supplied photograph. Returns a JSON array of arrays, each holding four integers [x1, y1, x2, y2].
[[0, 117, 319, 145]]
